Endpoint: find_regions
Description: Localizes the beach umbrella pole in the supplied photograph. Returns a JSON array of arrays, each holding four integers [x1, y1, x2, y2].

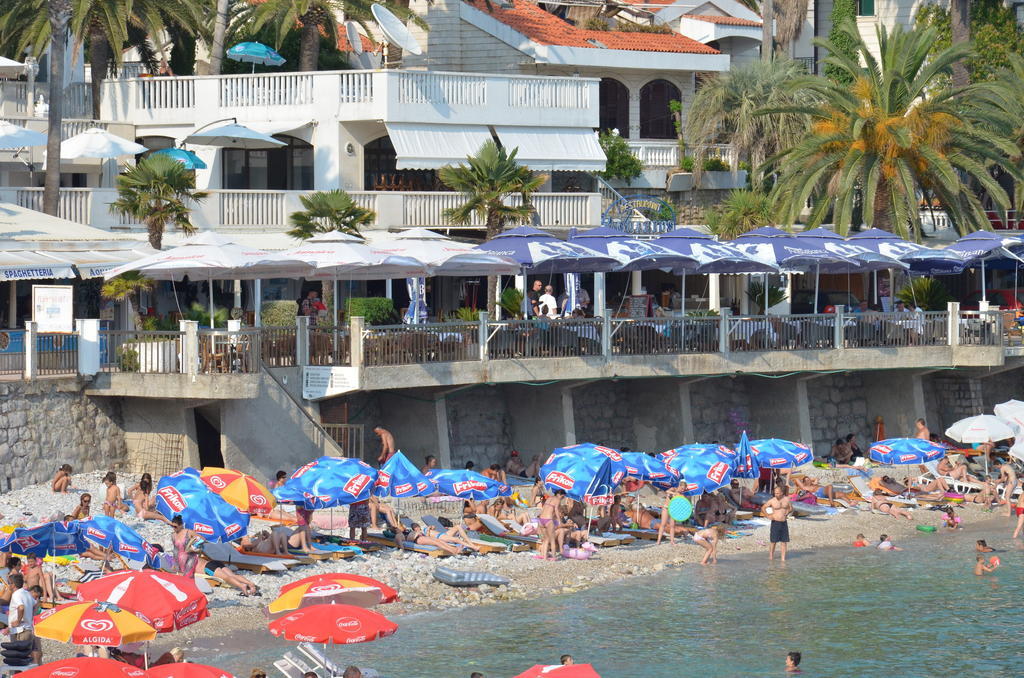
[[813, 265, 820, 314], [680, 272, 686, 315], [982, 259, 987, 303], [209, 277, 215, 329]]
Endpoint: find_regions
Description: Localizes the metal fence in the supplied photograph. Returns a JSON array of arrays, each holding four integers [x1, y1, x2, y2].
[[309, 325, 351, 366], [322, 423, 365, 460], [0, 330, 25, 376], [363, 322, 480, 366], [36, 333, 78, 376], [844, 312, 948, 348], [726, 314, 835, 352], [198, 330, 260, 373], [101, 331, 182, 373], [487, 318, 603, 359], [959, 311, 1002, 346]]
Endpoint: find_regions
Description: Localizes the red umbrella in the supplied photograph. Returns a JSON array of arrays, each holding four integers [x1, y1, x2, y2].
[[268, 604, 398, 644], [146, 663, 235, 678], [16, 657, 146, 677], [76, 570, 209, 633], [278, 573, 399, 603], [514, 666, 602, 678]]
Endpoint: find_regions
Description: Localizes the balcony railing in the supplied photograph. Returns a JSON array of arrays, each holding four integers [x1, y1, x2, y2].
[[626, 141, 734, 169]]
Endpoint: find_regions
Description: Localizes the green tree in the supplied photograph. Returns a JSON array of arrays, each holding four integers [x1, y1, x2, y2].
[[685, 58, 812, 189], [824, 0, 857, 84], [287, 190, 376, 239], [596, 130, 642, 184], [439, 140, 545, 314], [770, 22, 1019, 238], [916, 0, 1024, 83], [0, 0, 203, 118], [109, 154, 208, 250], [970, 54, 1024, 213], [705, 189, 774, 240], [101, 272, 154, 329]]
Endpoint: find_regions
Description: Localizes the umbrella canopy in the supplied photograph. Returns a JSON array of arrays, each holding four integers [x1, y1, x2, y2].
[[273, 231, 429, 280], [16, 658, 146, 678], [749, 438, 813, 469], [76, 570, 209, 633], [427, 469, 511, 500], [226, 41, 285, 66], [0, 55, 26, 77], [77, 516, 160, 567], [994, 400, 1024, 433], [183, 123, 287, 149], [146, 663, 235, 678], [150, 148, 207, 170], [61, 128, 147, 159], [373, 451, 435, 498], [732, 226, 859, 272], [514, 665, 602, 678], [945, 414, 1016, 444], [270, 573, 397, 615], [267, 604, 398, 644], [0, 521, 88, 557], [199, 467, 276, 515], [619, 452, 679, 485], [868, 438, 948, 465], [477, 226, 619, 273], [568, 226, 698, 271], [539, 444, 627, 506], [798, 227, 907, 271], [654, 227, 776, 273], [847, 228, 937, 260], [273, 456, 378, 509], [0, 120, 47, 149], [371, 228, 520, 276], [733, 431, 760, 479], [659, 445, 735, 496], [155, 470, 250, 542], [35, 601, 157, 646]]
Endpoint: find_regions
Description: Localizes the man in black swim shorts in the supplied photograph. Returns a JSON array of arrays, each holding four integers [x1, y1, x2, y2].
[[764, 484, 792, 561]]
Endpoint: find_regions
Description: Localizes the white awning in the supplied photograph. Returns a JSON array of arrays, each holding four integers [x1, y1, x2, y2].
[[0, 251, 76, 280], [385, 123, 493, 170], [244, 120, 316, 142], [493, 126, 606, 172], [45, 249, 154, 278]]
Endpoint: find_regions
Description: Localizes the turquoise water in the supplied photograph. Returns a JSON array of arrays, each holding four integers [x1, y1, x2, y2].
[[196, 518, 1023, 677]]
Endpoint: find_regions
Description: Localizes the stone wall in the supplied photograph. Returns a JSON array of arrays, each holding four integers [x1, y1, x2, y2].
[[805, 373, 872, 458], [0, 379, 126, 489], [573, 382, 637, 450], [926, 374, 985, 433], [690, 377, 751, 444], [446, 387, 511, 469]]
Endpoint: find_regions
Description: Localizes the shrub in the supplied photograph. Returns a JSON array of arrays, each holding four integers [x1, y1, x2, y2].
[[679, 156, 695, 172], [702, 157, 730, 172], [117, 346, 140, 372], [346, 297, 397, 325], [449, 307, 480, 322], [747, 281, 786, 314], [614, 21, 673, 33], [500, 288, 525, 318], [260, 300, 299, 327], [584, 17, 608, 30], [597, 130, 643, 184], [897, 278, 953, 311]]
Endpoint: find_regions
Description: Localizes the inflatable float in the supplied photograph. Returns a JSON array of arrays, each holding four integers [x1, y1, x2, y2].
[[432, 566, 510, 588]]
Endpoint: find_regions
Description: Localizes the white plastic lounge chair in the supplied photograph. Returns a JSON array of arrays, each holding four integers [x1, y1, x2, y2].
[[298, 643, 340, 676], [916, 460, 985, 494], [420, 515, 507, 553], [848, 476, 918, 506], [477, 513, 540, 545], [284, 651, 322, 676], [202, 542, 294, 573], [273, 659, 305, 678]]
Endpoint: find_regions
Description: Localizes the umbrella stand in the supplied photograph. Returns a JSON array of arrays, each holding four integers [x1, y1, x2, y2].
[[680, 272, 686, 315], [982, 259, 987, 303], [813, 264, 820, 314], [208, 276, 216, 329]]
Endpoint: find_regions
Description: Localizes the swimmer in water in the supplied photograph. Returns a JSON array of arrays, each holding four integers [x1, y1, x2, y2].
[[974, 554, 1000, 575], [785, 651, 802, 674], [976, 539, 995, 553], [852, 533, 868, 548]]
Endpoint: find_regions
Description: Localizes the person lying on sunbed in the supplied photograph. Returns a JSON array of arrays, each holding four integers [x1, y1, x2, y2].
[[868, 495, 912, 520], [488, 497, 528, 526], [596, 495, 627, 533], [425, 518, 482, 553], [240, 529, 288, 556], [902, 476, 950, 496], [695, 494, 733, 527], [369, 496, 398, 530], [938, 456, 978, 483], [725, 480, 759, 509], [962, 481, 1005, 508], [791, 475, 856, 504], [399, 522, 466, 555], [627, 506, 693, 537]]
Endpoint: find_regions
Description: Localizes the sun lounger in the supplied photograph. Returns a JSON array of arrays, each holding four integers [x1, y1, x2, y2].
[[283, 651, 322, 676], [364, 530, 452, 557], [420, 516, 508, 554], [848, 476, 918, 506], [917, 460, 986, 495], [202, 542, 293, 573], [298, 643, 341, 677], [476, 514, 539, 548], [273, 659, 307, 678]]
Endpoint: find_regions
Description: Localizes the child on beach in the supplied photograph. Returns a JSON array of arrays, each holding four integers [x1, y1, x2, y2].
[[852, 534, 868, 547], [976, 540, 995, 553], [942, 507, 961, 531], [51, 465, 72, 493], [693, 525, 727, 564], [657, 482, 686, 546], [877, 534, 902, 551], [974, 555, 1000, 575], [102, 472, 127, 517]]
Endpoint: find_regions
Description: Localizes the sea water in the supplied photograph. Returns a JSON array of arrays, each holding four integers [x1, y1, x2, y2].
[[195, 518, 1023, 677]]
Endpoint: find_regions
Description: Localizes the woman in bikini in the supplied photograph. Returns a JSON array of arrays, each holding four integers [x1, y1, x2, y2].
[[868, 495, 912, 520], [128, 473, 170, 524], [51, 464, 73, 493], [169, 515, 258, 595], [70, 494, 92, 520], [536, 489, 564, 560], [693, 524, 728, 565], [401, 523, 463, 555], [424, 522, 481, 553], [102, 472, 127, 518], [1013, 490, 1024, 539], [657, 481, 686, 545]]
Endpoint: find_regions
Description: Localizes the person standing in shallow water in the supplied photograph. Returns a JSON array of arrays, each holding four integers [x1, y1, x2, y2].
[[764, 484, 792, 561]]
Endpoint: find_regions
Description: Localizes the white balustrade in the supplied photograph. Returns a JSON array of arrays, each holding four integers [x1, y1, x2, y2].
[[217, 190, 286, 227], [136, 77, 196, 110], [219, 73, 314, 108], [397, 72, 487, 106], [627, 141, 679, 168], [14, 188, 92, 224], [507, 77, 591, 109], [339, 72, 374, 103], [402, 192, 478, 227]]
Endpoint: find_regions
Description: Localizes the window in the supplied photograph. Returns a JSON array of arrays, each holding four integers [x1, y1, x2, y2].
[[598, 79, 630, 135], [222, 135, 314, 190], [857, 0, 874, 16], [639, 79, 681, 140], [363, 136, 439, 191]]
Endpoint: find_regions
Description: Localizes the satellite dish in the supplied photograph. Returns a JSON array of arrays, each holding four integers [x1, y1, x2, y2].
[[371, 3, 423, 56], [345, 21, 364, 55]]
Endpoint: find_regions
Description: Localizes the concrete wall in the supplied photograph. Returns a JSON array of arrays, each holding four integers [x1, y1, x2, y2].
[[689, 377, 751, 444], [861, 370, 926, 441], [805, 373, 872, 457], [0, 379, 126, 489], [446, 387, 512, 470], [119, 399, 197, 477], [744, 376, 803, 444], [506, 384, 570, 465], [374, 391, 444, 469]]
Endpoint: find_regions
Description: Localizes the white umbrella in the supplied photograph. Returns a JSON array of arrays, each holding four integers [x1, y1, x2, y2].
[[993, 401, 1024, 463], [183, 123, 286, 149], [61, 128, 148, 159], [0, 56, 25, 78], [0, 121, 46, 149], [945, 415, 1017, 444], [369, 228, 519, 276], [277, 231, 429, 280]]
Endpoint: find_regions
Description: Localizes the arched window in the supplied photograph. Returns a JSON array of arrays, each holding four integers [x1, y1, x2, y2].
[[599, 78, 630, 135], [639, 79, 681, 139], [222, 135, 314, 190], [364, 136, 439, 191]]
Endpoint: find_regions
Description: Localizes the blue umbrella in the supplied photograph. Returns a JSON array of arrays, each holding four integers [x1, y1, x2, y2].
[[733, 227, 859, 272], [77, 516, 160, 567], [869, 438, 948, 465], [404, 277, 427, 324], [373, 451, 435, 498], [273, 456, 378, 509], [0, 522, 89, 557], [568, 226, 699, 271], [749, 438, 813, 469], [659, 445, 735, 496], [847, 228, 937, 261], [655, 227, 777, 274], [226, 41, 286, 72], [477, 226, 619, 273], [734, 431, 760, 479], [799, 227, 908, 272], [155, 470, 250, 542], [150, 148, 207, 170], [540, 444, 626, 506], [427, 469, 510, 500], [620, 452, 679, 485]]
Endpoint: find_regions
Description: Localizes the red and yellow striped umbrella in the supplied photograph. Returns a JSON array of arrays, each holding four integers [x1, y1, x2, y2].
[[270, 573, 399, 615], [35, 601, 156, 647], [199, 467, 276, 515]]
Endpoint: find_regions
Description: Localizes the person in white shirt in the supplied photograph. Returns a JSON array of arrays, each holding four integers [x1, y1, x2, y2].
[[538, 285, 559, 319], [8, 573, 41, 665]]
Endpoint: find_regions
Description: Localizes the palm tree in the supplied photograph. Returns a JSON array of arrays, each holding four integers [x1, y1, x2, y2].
[[970, 55, 1024, 213], [0, 0, 203, 119], [242, 0, 423, 72], [705, 189, 774, 240], [42, 0, 70, 216], [685, 58, 813, 190], [101, 271, 154, 330], [109, 154, 207, 250], [769, 22, 1019, 238], [774, 0, 808, 54], [439, 140, 545, 314], [951, 0, 971, 87], [287, 190, 376, 239]]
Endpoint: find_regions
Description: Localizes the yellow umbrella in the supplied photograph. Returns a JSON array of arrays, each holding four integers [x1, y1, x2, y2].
[[268, 573, 398, 616], [199, 467, 277, 515], [35, 601, 156, 646]]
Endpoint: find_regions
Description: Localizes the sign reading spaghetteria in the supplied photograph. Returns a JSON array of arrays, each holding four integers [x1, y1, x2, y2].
[[302, 366, 360, 400], [32, 284, 74, 333]]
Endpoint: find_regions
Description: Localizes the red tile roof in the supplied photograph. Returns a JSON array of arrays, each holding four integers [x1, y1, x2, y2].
[[466, 0, 720, 54], [683, 14, 762, 26], [337, 30, 377, 52]]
